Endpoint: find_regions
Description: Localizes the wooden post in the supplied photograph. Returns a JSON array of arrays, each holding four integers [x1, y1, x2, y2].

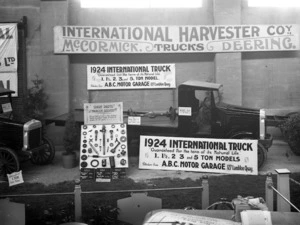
[[201, 175, 209, 209], [74, 178, 82, 221], [265, 172, 274, 211], [275, 169, 291, 212]]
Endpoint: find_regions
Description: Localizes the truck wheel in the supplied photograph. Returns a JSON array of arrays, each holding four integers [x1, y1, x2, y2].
[[231, 134, 267, 169], [31, 136, 55, 165], [0, 147, 20, 177], [258, 143, 267, 169], [281, 113, 300, 156]]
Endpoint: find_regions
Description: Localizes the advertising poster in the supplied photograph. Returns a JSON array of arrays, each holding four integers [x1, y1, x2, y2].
[[139, 135, 258, 175], [54, 24, 299, 54], [87, 64, 176, 90], [84, 102, 123, 125], [79, 124, 128, 181], [0, 24, 18, 72]]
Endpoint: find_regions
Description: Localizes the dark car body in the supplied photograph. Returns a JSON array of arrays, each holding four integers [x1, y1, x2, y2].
[[0, 82, 55, 177]]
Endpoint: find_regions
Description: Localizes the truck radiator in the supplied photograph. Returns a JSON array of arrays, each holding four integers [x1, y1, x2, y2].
[[28, 128, 42, 149]]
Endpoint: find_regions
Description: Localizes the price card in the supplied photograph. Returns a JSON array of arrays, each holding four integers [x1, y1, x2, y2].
[[178, 107, 192, 116], [111, 168, 126, 180], [7, 170, 24, 186], [96, 168, 111, 182], [128, 116, 141, 125], [2, 103, 12, 113]]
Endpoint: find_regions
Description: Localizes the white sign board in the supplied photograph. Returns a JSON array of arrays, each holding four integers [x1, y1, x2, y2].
[[178, 107, 192, 116], [7, 170, 24, 187], [241, 211, 272, 225], [128, 116, 141, 125], [139, 136, 258, 175], [84, 102, 123, 125], [0, 24, 18, 72], [54, 25, 300, 53], [87, 64, 176, 90], [1, 103, 12, 113]]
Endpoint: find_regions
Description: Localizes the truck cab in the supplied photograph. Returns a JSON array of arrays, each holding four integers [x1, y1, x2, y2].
[[178, 80, 272, 168]]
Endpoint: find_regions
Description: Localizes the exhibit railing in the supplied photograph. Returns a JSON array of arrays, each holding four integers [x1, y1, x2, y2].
[[73, 175, 209, 222], [265, 169, 300, 212], [1, 171, 300, 222], [0, 175, 209, 222]]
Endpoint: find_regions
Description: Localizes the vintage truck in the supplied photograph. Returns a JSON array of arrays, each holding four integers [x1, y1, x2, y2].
[[47, 80, 273, 169], [0, 82, 55, 177]]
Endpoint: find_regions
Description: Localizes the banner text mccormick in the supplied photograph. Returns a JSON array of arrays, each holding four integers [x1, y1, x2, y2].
[[54, 25, 300, 53]]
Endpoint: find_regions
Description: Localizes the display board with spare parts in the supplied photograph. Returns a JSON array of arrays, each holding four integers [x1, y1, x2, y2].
[[80, 123, 128, 181]]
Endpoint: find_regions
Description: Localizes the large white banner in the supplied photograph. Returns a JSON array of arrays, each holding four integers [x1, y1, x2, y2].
[[87, 64, 176, 90], [0, 24, 18, 72], [139, 136, 258, 175], [54, 25, 299, 54]]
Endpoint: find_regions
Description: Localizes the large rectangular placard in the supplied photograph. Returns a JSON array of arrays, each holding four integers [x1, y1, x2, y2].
[[54, 25, 299, 53], [139, 136, 258, 175], [0, 24, 18, 72], [84, 102, 123, 125], [87, 64, 176, 90]]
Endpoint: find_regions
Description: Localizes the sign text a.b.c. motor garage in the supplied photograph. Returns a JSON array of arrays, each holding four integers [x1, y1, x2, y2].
[[139, 136, 258, 175], [54, 24, 300, 54]]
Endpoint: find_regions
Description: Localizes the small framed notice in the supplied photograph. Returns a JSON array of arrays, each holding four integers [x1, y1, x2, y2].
[[7, 170, 24, 186], [128, 116, 141, 125], [178, 107, 192, 116], [84, 102, 123, 125]]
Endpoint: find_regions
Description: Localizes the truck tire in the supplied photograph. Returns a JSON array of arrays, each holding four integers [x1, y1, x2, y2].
[[257, 143, 267, 169], [0, 147, 20, 177], [229, 134, 267, 169], [31, 136, 55, 165]]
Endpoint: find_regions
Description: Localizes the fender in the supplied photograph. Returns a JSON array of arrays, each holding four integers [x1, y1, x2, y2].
[[228, 131, 254, 139], [228, 131, 271, 151]]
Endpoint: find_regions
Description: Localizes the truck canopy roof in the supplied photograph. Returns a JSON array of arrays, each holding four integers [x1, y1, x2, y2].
[[0, 81, 15, 96], [179, 80, 222, 91]]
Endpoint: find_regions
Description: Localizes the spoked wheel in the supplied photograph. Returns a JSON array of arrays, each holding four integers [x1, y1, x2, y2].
[[207, 198, 234, 210], [31, 136, 55, 165], [0, 147, 20, 177], [258, 143, 267, 169]]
